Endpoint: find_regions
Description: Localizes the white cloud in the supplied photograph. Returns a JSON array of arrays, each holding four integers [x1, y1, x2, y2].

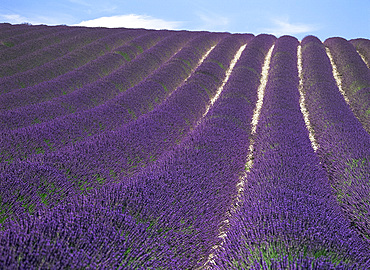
[[193, 11, 230, 32], [0, 14, 31, 24], [73, 14, 182, 30], [262, 18, 318, 36], [0, 14, 63, 25]]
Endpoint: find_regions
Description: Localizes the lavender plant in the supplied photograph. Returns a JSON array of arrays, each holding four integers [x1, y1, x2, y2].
[[324, 37, 370, 133], [0, 31, 192, 131], [0, 32, 222, 164], [302, 35, 370, 243], [350, 38, 370, 67], [0, 23, 369, 269], [0, 30, 158, 108], [213, 35, 370, 269], [0, 29, 147, 94]]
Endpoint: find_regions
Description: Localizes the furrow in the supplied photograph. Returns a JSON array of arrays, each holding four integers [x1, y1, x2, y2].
[[0, 26, 109, 65], [0, 33, 240, 221], [211, 35, 370, 269], [0, 29, 148, 95], [202, 39, 275, 269], [0, 32, 192, 131], [0, 31, 159, 109], [325, 47, 350, 104], [199, 43, 247, 123], [0, 32, 221, 163], [183, 45, 216, 85], [358, 50, 370, 68], [350, 38, 370, 68], [301, 35, 370, 242], [324, 37, 370, 133], [297, 44, 319, 152]]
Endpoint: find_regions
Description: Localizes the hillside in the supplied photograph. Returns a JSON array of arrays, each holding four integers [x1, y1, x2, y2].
[[0, 23, 369, 269]]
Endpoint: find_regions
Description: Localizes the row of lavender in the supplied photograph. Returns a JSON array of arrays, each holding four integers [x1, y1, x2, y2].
[[0, 24, 80, 63], [0, 28, 146, 93], [0, 28, 119, 78], [302, 36, 370, 245], [0, 23, 51, 47], [0, 31, 240, 224], [0, 32, 223, 164], [0, 23, 369, 268], [0, 31, 267, 269], [212, 36, 370, 269], [325, 37, 370, 133], [351, 38, 370, 68], [0, 31, 189, 129], [1, 24, 366, 135]]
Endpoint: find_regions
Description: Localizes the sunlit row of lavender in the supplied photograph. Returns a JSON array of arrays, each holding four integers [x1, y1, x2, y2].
[[0, 23, 369, 269]]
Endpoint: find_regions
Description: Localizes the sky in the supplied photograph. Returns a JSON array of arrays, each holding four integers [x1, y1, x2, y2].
[[0, 0, 369, 41]]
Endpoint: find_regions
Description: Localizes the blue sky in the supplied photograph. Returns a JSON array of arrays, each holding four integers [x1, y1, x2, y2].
[[1, 0, 369, 40]]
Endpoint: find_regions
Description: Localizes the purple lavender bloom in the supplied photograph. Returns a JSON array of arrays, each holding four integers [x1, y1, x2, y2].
[[324, 37, 370, 133], [302, 35, 370, 242], [0, 29, 148, 95], [0, 30, 158, 108], [213, 35, 370, 269], [0, 31, 192, 131], [0, 32, 221, 164], [0, 24, 73, 64], [0, 23, 369, 269], [350, 38, 370, 68]]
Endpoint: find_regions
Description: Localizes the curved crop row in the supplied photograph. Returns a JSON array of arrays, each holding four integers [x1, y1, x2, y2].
[[0, 161, 79, 223], [0, 32, 221, 164], [324, 37, 370, 133], [0, 26, 101, 65], [0, 30, 161, 110], [0, 32, 229, 222], [0, 29, 147, 94], [0, 23, 369, 269], [0, 24, 34, 39], [350, 38, 370, 67], [0, 23, 47, 34], [0, 34, 247, 223], [0, 31, 192, 131], [204, 38, 275, 269], [0, 33, 275, 269], [302, 35, 370, 242], [0, 28, 124, 78], [0, 24, 63, 51], [32, 34, 248, 192], [0, 24, 69, 52], [0, 23, 33, 39], [212, 36, 370, 269]]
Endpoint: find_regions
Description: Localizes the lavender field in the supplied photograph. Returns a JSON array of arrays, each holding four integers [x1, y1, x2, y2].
[[0, 23, 369, 269]]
